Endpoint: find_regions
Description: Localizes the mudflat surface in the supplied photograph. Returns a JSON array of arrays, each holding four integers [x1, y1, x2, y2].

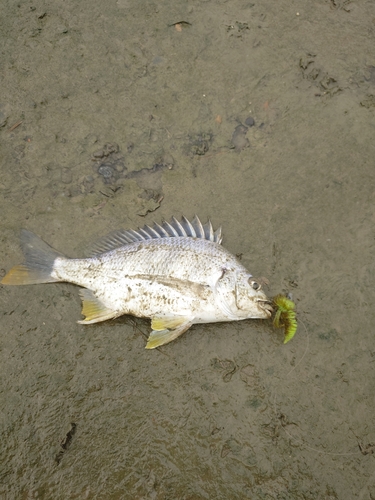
[[1, 1, 375, 498]]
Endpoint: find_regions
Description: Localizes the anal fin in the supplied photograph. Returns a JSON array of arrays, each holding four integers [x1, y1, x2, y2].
[[77, 289, 119, 324], [146, 316, 194, 349]]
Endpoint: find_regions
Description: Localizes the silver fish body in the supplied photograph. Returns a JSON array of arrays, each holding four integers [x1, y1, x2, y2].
[[1, 216, 272, 348]]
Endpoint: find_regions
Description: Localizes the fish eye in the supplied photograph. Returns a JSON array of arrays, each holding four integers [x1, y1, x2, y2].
[[249, 279, 261, 290]]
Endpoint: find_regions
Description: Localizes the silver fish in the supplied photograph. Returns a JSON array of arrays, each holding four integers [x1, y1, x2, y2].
[[1, 216, 272, 348]]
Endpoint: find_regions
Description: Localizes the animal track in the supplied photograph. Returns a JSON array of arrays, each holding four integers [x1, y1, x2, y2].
[[299, 53, 342, 97]]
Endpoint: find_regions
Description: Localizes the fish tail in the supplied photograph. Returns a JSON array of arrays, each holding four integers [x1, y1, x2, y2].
[[1, 230, 65, 285]]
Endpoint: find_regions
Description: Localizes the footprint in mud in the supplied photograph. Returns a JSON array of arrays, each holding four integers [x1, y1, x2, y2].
[[92, 142, 127, 185], [92, 142, 173, 185], [125, 152, 173, 215], [329, 0, 351, 11], [90, 143, 172, 215], [299, 53, 342, 97], [360, 95, 375, 109], [231, 117, 255, 151], [187, 132, 213, 156], [231, 124, 249, 151], [358, 66, 375, 108], [225, 21, 250, 38], [211, 358, 238, 382]]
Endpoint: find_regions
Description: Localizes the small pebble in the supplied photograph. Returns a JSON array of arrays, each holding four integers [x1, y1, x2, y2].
[[98, 164, 114, 181], [245, 116, 255, 127]]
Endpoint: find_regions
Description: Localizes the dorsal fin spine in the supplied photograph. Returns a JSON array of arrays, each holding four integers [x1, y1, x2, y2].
[[138, 228, 152, 239], [153, 222, 169, 237], [193, 215, 205, 238], [214, 227, 222, 244], [162, 221, 179, 237], [127, 229, 145, 241], [145, 225, 160, 238], [85, 216, 223, 256], [171, 217, 187, 237], [182, 216, 196, 238]]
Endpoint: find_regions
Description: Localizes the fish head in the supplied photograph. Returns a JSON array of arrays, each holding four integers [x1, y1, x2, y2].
[[235, 275, 273, 319], [216, 270, 273, 320]]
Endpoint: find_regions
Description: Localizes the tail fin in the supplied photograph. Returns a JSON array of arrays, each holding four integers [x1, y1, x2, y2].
[[1, 230, 65, 285]]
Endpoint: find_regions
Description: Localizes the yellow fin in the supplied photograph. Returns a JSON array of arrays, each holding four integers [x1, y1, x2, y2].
[[2, 265, 35, 285], [146, 318, 193, 349], [1, 264, 58, 285], [151, 315, 191, 331], [1, 230, 63, 285], [77, 289, 119, 324]]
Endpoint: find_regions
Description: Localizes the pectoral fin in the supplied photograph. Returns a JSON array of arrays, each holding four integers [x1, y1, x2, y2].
[[77, 289, 119, 324], [146, 316, 194, 349]]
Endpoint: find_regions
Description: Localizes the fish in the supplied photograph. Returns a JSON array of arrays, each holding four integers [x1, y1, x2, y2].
[[1, 216, 273, 348]]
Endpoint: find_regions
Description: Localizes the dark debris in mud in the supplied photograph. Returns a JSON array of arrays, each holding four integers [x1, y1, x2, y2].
[[329, 0, 352, 12], [61, 143, 171, 213], [358, 440, 375, 455], [360, 94, 375, 109], [226, 21, 251, 36], [91, 143, 173, 187], [91, 142, 127, 185], [55, 423, 77, 465], [186, 132, 213, 156]]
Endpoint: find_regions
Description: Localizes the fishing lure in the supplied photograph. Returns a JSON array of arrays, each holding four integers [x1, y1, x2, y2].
[[272, 294, 297, 344]]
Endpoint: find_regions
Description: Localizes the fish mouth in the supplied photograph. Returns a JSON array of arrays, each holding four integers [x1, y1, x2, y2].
[[257, 299, 273, 318]]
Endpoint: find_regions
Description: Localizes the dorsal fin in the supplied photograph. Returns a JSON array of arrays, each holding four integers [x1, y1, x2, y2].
[[85, 216, 222, 256]]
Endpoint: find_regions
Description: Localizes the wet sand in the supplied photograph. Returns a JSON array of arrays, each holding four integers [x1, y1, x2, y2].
[[1, 0, 375, 498]]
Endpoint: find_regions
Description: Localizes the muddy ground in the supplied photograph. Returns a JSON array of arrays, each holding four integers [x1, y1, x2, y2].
[[1, 0, 375, 498]]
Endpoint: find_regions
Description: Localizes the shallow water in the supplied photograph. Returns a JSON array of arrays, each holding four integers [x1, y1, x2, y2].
[[1, 0, 375, 498]]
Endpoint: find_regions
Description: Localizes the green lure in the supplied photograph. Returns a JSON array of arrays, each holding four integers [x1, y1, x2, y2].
[[272, 294, 297, 344]]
